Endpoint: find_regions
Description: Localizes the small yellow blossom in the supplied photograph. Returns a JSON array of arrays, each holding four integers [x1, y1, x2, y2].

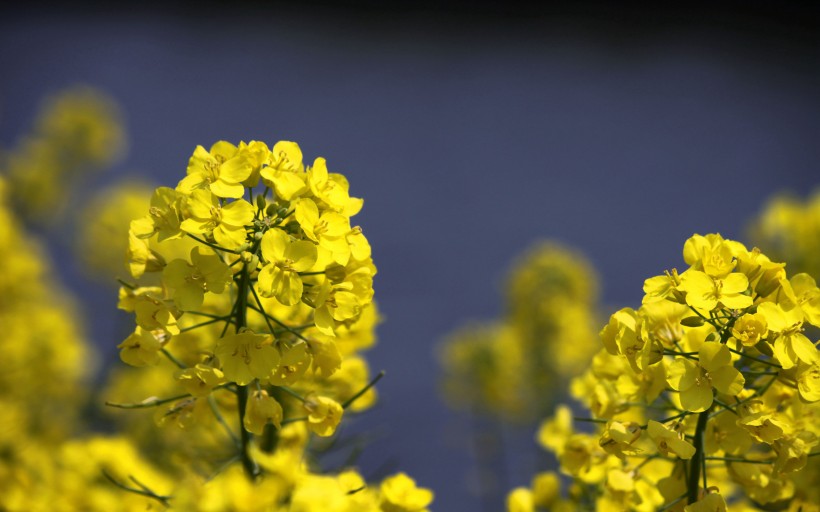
[[214, 331, 279, 385], [682, 233, 740, 278], [647, 421, 696, 459], [531, 472, 560, 508], [781, 272, 820, 326], [731, 312, 768, 347], [705, 409, 752, 455], [244, 389, 283, 435], [599, 420, 643, 458], [757, 302, 818, 369], [308, 337, 342, 377], [162, 247, 232, 310], [177, 141, 253, 199], [684, 492, 727, 512], [667, 342, 744, 412], [269, 341, 311, 386], [311, 280, 361, 336], [739, 410, 791, 444], [133, 292, 180, 335], [506, 488, 534, 512], [679, 270, 752, 312], [796, 361, 820, 402], [260, 140, 307, 201], [307, 157, 363, 216], [179, 189, 254, 249], [175, 364, 225, 397], [294, 197, 351, 265], [117, 327, 163, 366], [347, 226, 372, 261], [257, 229, 317, 306], [380, 472, 434, 512], [130, 186, 183, 242], [643, 268, 682, 303], [127, 229, 165, 278], [304, 394, 344, 437]]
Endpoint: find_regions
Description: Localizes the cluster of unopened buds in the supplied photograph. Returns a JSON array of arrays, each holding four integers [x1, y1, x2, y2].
[[509, 233, 820, 511]]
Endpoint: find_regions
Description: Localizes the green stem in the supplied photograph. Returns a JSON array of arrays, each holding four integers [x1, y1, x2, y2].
[[236, 385, 258, 478], [687, 409, 710, 505], [298, 270, 326, 276], [187, 233, 240, 255], [160, 348, 186, 369], [342, 371, 385, 409], [106, 393, 192, 409], [659, 492, 688, 511], [105, 384, 233, 409], [279, 386, 307, 403], [117, 278, 136, 289], [704, 456, 771, 464], [102, 470, 171, 508], [639, 410, 691, 433], [208, 396, 240, 449], [234, 265, 259, 479], [728, 347, 782, 369], [178, 316, 231, 333], [186, 310, 229, 320], [574, 417, 608, 424], [247, 299, 310, 344], [281, 416, 308, 426]]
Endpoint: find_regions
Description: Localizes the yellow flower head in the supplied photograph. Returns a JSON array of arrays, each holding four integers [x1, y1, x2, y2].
[[117, 327, 163, 367], [307, 157, 363, 217], [180, 189, 254, 249], [131, 186, 184, 242], [796, 361, 820, 402], [679, 270, 753, 312], [667, 342, 744, 412], [178, 141, 253, 199], [244, 389, 283, 435], [257, 229, 317, 306], [175, 364, 225, 398], [259, 140, 307, 201], [682, 233, 740, 278], [757, 302, 818, 369], [684, 492, 726, 512], [304, 394, 343, 437], [647, 420, 695, 459], [214, 331, 279, 385], [599, 421, 643, 459], [162, 247, 233, 311], [380, 472, 434, 512], [731, 312, 768, 348]]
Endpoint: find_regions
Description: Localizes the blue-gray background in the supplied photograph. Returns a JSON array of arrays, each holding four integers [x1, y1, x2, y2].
[[2, 4, 819, 511]]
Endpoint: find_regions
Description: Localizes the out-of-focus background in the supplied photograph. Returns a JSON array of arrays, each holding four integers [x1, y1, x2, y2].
[[2, 3, 819, 510]]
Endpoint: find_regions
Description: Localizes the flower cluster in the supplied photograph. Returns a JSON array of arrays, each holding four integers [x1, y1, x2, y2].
[[76, 180, 156, 283], [439, 242, 600, 421], [509, 234, 820, 511], [0, 176, 92, 445], [1, 91, 432, 510], [0, 175, 167, 510], [748, 189, 820, 280], [111, 140, 433, 510], [0, 86, 126, 222]]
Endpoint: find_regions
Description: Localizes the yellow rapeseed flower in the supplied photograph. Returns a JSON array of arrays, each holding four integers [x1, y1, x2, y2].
[[379, 472, 434, 512], [257, 229, 317, 306], [304, 394, 343, 437], [177, 141, 253, 199], [679, 270, 753, 312], [180, 189, 254, 249], [214, 331, 279, 385], [667, 342, 744, 412]]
